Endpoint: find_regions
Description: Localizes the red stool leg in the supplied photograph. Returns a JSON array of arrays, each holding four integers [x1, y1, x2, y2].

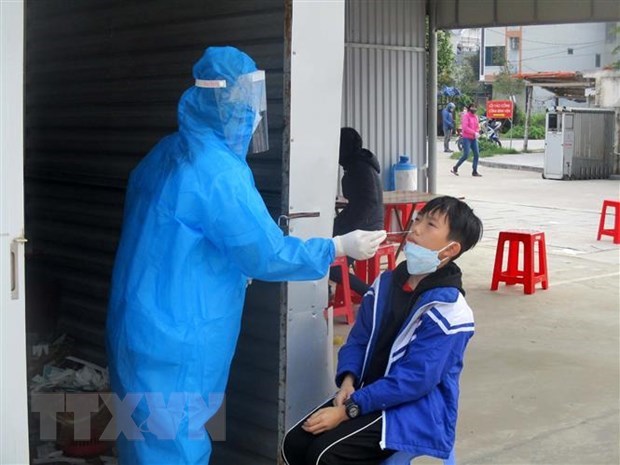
[[399, 205, 413, 230], [596, 201, 608, 241], [384, 206, 396, 232], [383, 207, 390, 232], [330, 258, 355, 325], [491, 234, 506, 291], [354, 259, 368, 285], [414, 202, 427, 212], [523, 235, 535, 295], [367, 253, 380, 284], [506, 239, 520, 284], [340, 266, 355, 324], [613, 203, 620, 244], [538, 233, 549, 289]]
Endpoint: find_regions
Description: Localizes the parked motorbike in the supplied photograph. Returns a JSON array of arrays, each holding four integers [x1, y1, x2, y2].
[[456, 116, 503, 151], [481, 116, 503, 147]]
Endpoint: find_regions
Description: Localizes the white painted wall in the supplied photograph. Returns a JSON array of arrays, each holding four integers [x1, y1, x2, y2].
[[285, 0, 345, 429], [0, 1, 30, 463], [483, 22, 617, 76]]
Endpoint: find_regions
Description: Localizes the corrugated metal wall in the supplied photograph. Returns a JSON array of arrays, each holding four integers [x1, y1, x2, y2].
[[343, 0, 427, 188], [24, 1, 285, 463], [571, 111, 616, 179]]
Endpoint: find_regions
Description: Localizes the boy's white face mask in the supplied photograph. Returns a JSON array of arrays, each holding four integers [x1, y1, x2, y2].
[[404, 241, 454, 275]]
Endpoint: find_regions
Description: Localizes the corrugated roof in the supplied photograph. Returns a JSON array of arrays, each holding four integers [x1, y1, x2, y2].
[[514, 71, 596, 101], [435, 0, 620, 29]]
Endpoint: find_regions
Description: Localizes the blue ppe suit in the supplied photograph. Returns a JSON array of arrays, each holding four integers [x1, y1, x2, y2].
[[106, 47, 335, 464]]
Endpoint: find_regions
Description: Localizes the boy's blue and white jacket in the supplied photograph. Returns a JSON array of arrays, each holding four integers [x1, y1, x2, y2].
[[336, 266, 475, 459]]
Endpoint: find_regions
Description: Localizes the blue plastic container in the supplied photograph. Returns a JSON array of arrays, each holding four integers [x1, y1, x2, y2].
[[390, 155, 417, 191]]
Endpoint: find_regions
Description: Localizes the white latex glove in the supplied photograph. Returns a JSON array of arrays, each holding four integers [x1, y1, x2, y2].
[[332, 230, 387, 260]]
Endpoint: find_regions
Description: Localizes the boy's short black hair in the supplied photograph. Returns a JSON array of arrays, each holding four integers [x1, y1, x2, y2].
[[418, 196, 483, 260]]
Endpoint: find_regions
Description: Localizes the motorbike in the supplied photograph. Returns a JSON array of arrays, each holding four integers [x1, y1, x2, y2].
[[456, 116, 503, 151], [481, 116, 503, 147]]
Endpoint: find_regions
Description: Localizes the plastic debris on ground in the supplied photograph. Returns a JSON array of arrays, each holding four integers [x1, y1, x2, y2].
[[31, 356, 109, 393], [28, 334, 116, 463]]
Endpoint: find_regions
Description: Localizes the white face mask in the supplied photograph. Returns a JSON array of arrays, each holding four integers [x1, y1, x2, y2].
[[404, 241, 454, 275]]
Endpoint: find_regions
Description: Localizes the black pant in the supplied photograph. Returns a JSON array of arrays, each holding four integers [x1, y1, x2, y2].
[[329, 257, 370, 297], [281, 400, 394, 465]]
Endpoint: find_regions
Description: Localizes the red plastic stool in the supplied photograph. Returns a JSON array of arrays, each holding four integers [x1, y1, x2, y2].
[[384, 205, 413, 232], [328, 256, 355, 324], [596, 200, 620, 244], [491, 230, 549, 295], [414, 202, 427, 213], [355, 242, 398, 286], [384, 203, 426, 233]]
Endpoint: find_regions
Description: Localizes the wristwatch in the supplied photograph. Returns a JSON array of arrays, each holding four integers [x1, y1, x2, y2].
[[344, 398, 361, 419]]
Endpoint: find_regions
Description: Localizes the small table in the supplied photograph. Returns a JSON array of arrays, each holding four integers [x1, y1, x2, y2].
[[383, 191, 441, 256]]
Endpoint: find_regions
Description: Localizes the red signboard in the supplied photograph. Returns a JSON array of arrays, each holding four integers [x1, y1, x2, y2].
[[486, 100, 514, 119]]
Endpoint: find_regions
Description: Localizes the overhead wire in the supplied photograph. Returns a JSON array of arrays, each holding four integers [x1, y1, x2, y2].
[[484, 27, 608, 47]]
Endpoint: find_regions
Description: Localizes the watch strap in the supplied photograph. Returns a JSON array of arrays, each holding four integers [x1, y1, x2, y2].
[[344, 398, 360, 419]]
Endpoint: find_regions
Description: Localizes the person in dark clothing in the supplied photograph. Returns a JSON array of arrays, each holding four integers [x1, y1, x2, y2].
[[282, 196, 483, 465], [442, 102, 456, 152], [330, 128, 385, 297]]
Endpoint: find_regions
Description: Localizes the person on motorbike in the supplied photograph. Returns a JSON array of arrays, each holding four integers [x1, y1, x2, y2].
[[479, 114, 502, 147]]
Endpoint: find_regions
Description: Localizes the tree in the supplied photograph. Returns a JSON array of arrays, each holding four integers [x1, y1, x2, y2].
[[466, 52, 480, 78], [455, 54, 482, 96], [493, 62, 525, 98], [437, 30, 455, 88]]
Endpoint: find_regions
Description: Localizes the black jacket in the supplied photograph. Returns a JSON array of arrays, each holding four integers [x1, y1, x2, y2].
[[334, 129, 384, 236]]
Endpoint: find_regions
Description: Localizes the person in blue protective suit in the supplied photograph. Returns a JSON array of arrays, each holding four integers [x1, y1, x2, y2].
[[106, 46, 387, 465]]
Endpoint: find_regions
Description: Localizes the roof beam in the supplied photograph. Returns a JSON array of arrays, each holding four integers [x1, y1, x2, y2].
[[527, 82, 594, 88], [434, 0, 620, 29]]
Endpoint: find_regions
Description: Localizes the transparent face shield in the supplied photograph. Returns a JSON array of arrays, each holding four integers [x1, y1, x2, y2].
[[195, 70, 269, 155], [241, 70, 269, 154]]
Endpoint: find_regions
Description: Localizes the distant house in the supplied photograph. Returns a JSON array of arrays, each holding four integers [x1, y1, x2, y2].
[[453, 28, 481, 64], [480, 22, 619, 109]]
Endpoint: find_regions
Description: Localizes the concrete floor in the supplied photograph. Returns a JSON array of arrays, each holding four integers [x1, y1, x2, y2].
[[334, 147, 620, 465]]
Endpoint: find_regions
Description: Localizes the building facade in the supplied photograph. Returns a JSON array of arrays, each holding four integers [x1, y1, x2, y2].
[[481, 22, 619, 108]]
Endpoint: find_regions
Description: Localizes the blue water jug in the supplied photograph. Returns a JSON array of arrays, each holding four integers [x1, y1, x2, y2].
[[390, 155, 417, 191]]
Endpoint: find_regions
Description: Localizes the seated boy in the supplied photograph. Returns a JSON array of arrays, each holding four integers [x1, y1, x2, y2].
[[281, 196, 483, 465]]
